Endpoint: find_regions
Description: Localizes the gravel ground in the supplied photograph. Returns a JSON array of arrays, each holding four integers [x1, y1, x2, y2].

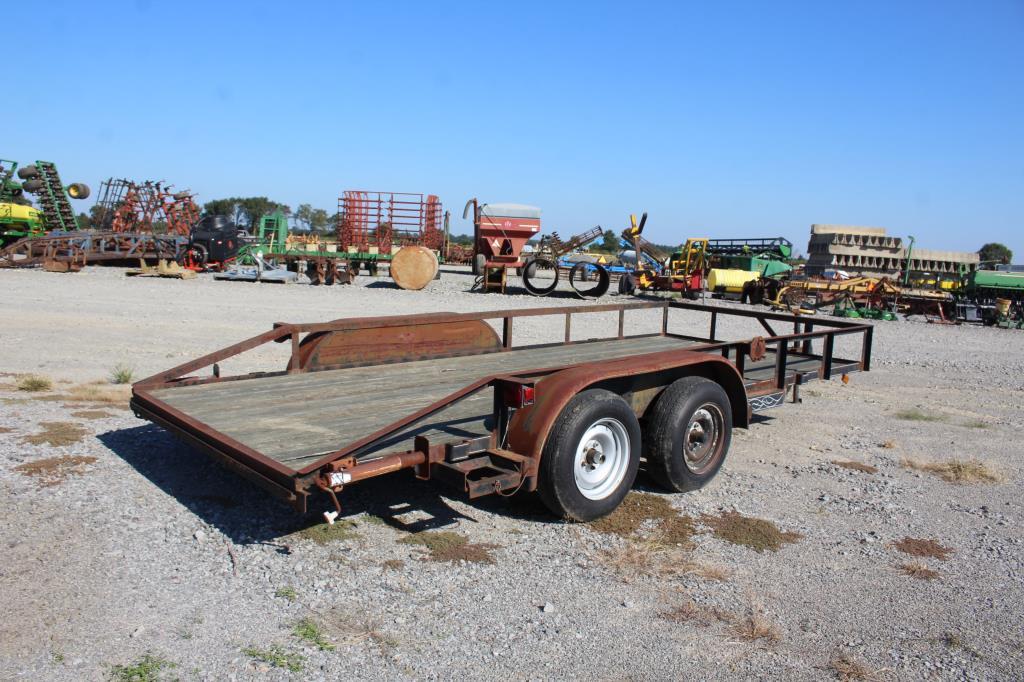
[[1, 265, 1022, 681]]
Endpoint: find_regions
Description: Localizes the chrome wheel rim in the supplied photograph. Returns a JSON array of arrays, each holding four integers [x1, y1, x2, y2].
[[573, 417, 630, 500], [685, 404, 723, 473]]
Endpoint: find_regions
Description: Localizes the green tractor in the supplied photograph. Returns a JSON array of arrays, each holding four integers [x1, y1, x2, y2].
[[1, 158, 90, 246]]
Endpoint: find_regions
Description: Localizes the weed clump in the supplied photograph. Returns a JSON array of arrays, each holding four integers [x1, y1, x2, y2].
[[15, 455, 97, 487], [599, 540, 729, 582], [700, 511, 802, 552], [829, 652, 885, 680], [294, 520, 359, 545], [730, 605, 783, 643], [293, 617, 334, 651], [898, 561, 940, 580], [381, 559, 405, 570], [275, 586, 298, 602], [895, 408, 945, 422], [17, 375, 51, 392], [901, 458, 1000, 484], [589, 492, 695, 546], [892, 537, 953, 561], [22, 421, 89, 447], [109, 653, 176, 681], [832, 460, 878, 474], [71, 409, 114, 420], [399, 531, 499, 564], [661, 600, 734, 627], [242, 645, 304, 672], [109, 364, 135, 384]]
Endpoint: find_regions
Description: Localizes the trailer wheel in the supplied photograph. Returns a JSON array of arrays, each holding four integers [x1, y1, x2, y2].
[[538, 389, 641, 521], [643, 376, 731, 493]]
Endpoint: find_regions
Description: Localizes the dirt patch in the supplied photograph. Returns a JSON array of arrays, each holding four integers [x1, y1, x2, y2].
[[879, 440, 897, 449], [399, 531, 499, 564], [901, 458, 1001, 484], [700, 511, 802, 552], [892, 537, 953, 561], [589, 492, 695, 546], [381, 559, 405, 571], [71, 410, 115, 420], [22, 421, 90, 447], [895, 408, 946, 422], [14, 455, 98, 487], [661, 600, 734, 627], [829, 653, 885, 681], [0, 426, 12, 434], [897, 561, 940, 580], [832, 460, 878, 474], [293, 520, 359, 545]]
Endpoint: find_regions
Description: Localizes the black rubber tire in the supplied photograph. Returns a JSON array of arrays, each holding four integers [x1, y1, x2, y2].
[[538, 389, 641, 521], [644, 376, 732, 493], [522, 257, 559, 296], [569, 262, 609, 299], [67, 182, 90, 199], [22, 179, 43, 193], [618, 273, 636, 295], [16, 165, 38, 180]]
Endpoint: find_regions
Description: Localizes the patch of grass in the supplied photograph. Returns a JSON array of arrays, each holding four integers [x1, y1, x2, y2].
[[897, 561, 940, 581], [832, 460, 878, 474], [399, 531, 499, 564], [895, 408, 945, 422], [243, 645, 304, 673], [589, 491, 695, 546], [17, 375, 52, 392], [109, 364, 135, 385], [829, 653, 886, 681], [294, 520, 359, 545], [892, 537, 953, 561], [14, 454, 97, 487], [700, 511, 802, 552], [63, 383, 131, 405], [21, 421, 90, 447], [879, 440, 896, 449], [599, 540, 729, 582], [0, 426, 11, 434], [381, 559, 405, 570], [109, 653, 177, 681], [729, 605, 783, 643], [275, 586, 298, 601], [71, 409, 114, 420], [292, 617, 335, 651], [901, 458, 1001, 484], [962, 419, 989, 429], [321, 610, 398, 650], [52, 652, 65, 663]]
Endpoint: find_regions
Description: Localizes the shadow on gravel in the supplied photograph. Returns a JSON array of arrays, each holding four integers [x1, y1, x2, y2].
[[98, 424, 564, 545]]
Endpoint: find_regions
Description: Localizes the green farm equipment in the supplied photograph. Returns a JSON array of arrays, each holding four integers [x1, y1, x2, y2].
[[0, 158, 89, 246]]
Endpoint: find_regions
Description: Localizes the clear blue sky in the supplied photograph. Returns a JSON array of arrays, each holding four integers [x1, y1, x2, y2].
[[7, 1, 1022, 257]]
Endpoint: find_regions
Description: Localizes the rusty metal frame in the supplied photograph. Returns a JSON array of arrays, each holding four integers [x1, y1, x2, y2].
[[132, 301, 874, 508]]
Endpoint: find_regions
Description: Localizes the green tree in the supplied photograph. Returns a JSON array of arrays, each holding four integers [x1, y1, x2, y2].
[[978, 242, 1012, 267], [203, 197, 289, 231]]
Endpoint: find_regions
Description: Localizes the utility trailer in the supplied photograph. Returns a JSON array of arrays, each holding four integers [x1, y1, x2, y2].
[[131, 302, 873, 521]]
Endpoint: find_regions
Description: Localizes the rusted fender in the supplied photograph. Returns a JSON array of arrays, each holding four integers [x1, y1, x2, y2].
[[507, 349, 749, 462]]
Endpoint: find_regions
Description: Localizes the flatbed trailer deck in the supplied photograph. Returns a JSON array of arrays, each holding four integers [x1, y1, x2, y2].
[[132, 301, 872, 521]]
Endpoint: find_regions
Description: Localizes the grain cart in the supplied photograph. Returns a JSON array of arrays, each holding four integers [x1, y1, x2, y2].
[[463, 198, 542, 292], [131, 300, 873, 522]]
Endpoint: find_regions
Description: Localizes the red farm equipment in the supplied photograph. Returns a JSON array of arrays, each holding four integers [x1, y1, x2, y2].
[[463, 199, 542, 292], [337, 191, 444, 276]]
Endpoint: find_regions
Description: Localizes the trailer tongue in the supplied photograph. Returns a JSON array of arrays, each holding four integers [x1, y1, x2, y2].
[[131, 301, 872, 521]]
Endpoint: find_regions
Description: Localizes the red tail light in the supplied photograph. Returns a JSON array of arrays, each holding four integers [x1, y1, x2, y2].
[[502, 383, 535, 408]]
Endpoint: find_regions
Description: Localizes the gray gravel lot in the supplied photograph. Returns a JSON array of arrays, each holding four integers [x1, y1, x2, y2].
[[1, 265, 1022, 680]]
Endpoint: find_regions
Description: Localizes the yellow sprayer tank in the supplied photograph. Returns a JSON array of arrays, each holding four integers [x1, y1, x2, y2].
[[0, 203, 41, 222], [708, 268, 759, 294]]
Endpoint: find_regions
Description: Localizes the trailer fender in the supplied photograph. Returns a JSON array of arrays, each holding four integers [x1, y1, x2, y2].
[[507, 351, 748, 474]]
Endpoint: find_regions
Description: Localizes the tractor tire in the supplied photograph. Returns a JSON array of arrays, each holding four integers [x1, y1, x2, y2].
[[16, 165, 39, 180], [618, 273, 636, 295], [643, 377, 732, 493], [21, 179, 43, 193], [67, 183, 90, 200], [538, 389, 641, 521]]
